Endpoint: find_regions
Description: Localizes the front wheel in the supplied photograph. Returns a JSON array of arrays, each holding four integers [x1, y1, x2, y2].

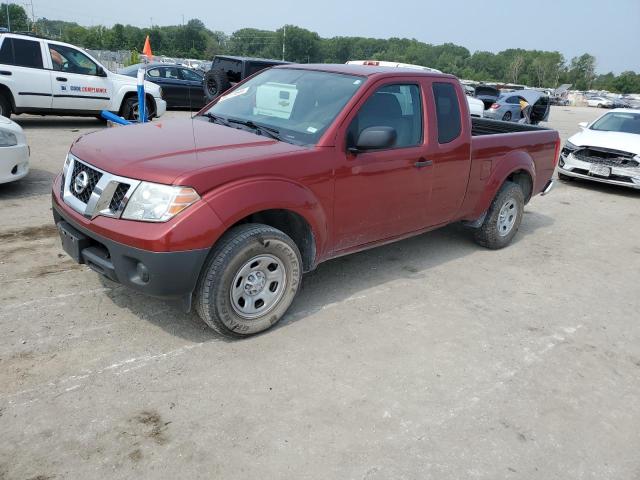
[[195, 224, 302, 337], [473, 181, 525, 249], [502, 111, 512, 121], [121, 96, 156, 121]]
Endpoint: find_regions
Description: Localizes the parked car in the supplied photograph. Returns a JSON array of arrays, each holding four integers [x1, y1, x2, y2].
[[52, 64, 559, 337], [203, 55, 289, 103], [0, 33, 166, 120], [474, 85, 500, 110], [484, 90, 551, 124], [348, 60, 483, 117], [586, 96, 614, 108], [119, 63, 205, 110], [0, 114, 28, 184], [558, 108, 640, 189]]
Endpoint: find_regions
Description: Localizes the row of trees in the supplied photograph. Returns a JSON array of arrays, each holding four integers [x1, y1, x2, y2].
[[2, 3, 639, 93]]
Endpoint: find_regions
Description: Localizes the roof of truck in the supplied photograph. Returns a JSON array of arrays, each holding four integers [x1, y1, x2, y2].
[[273, 63, 456, 79]]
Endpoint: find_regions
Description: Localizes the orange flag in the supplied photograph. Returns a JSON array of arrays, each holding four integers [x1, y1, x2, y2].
[[142, 35, 153, 59]]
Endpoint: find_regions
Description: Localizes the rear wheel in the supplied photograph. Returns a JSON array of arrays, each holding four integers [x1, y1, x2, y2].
[[474, 181, 524, 249], [204, 69, 231, 103], [502, 111, 512, 121], [195, 224, 302, 338], [0, 93, 11, 118]]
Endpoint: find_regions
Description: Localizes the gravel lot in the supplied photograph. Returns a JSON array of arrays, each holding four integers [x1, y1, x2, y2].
[[1, 107, 638, 479]]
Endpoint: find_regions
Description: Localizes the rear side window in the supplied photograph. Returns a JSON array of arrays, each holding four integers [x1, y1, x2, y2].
[[0, 38, 43, 68], [506, 96, 519, 104], [432, 82, 461, 144]]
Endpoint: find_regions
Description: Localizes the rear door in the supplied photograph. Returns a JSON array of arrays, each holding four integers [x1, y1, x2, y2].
[[424, 81, 472, 225], [333, 80, 433, 251], [48, 43, 112, 112], [0, 36, 52, 110]]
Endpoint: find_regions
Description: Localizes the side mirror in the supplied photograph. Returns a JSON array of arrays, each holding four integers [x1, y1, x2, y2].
[[578, 121, 588, 129], [349, 126, 397, 154], [96, 66, 107, 77]]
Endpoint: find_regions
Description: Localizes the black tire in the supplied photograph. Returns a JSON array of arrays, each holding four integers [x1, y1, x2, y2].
[[204, 69, 231, 102], [121, 96, 156, 121], [0, 93, 11, 118], [473, 181, 525, 250], [502, 111, 512, 121], [195, 224, 302, 338], [558, 171, 573, 182]]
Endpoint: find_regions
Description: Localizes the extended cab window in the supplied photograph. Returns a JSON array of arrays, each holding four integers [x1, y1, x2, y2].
[[0, 38, 43, 68], [433, 82, 462, 144], [49, 44, 98, 75], [348, 84, 423, 149]]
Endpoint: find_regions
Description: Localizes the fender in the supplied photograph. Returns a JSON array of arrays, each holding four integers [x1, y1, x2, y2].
[[111, 82, 159, 113], [472, 149, 536, 218], [202, 177, 329, 259]]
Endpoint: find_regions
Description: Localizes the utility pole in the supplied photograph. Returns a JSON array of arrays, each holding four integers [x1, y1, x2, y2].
[[23, 0, 35, 32], [6, 4, 10, 32], [282, 25, 286, 61]]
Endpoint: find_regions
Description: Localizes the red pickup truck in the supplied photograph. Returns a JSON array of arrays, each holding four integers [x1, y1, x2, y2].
[[52, 64, 559, 337]]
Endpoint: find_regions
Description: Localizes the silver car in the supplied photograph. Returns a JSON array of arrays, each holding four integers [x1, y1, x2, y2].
[[483, 90, 551, 124]]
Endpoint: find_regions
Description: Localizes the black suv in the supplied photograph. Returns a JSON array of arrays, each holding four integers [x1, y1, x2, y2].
[[203, 55, 289, 102]]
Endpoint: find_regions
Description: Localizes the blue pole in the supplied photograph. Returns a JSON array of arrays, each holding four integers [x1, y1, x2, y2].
[[137, 68, 147, 123], [100, 110, 131, 125]]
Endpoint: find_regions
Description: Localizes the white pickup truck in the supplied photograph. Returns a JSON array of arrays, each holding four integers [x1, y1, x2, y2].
[[0, 33, 166, 120]]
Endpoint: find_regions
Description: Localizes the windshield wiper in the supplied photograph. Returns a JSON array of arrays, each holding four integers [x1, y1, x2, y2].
[[203, 112, 230, 126], [226, 118, 284, 141]]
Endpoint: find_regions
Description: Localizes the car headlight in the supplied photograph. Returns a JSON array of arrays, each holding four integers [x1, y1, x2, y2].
[[0, 130, 17, 147], [564, 140, 578, 150], [122, 182, 200, 222]]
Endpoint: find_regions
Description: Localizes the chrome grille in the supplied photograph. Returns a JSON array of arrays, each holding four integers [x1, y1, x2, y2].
[[573, 147, 639, 168], [61, 154, 141, 219], [70, 161, 102, 203]]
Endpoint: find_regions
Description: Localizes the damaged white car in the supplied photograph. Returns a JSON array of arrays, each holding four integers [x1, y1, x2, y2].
[[558, 109, 640, 189]]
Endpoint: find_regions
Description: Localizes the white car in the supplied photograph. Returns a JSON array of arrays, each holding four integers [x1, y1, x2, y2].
[[0, 33, 166, 120], [0, 115, 28, 184], [586, 96, 613, 108], [347, 60, 483, 117], [558, 108, 640, 189]]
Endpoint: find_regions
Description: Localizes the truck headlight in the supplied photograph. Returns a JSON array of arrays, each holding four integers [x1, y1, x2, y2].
[[0, 130, 17, 147], [122, 182, 200, 222]]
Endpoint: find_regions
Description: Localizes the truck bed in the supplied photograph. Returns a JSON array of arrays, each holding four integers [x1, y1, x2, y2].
[[471, 117, 550, 136]]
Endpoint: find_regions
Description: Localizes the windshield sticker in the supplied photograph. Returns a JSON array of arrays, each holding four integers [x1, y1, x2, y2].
[[306, 126, 318, 133], [353, 79, 362, 85], [253, 82, 298, 119]]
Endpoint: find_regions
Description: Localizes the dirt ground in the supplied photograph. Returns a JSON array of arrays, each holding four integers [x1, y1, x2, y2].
[[1, 106, 639, 479]]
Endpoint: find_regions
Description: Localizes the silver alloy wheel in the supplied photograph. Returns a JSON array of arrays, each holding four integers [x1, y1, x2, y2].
[[230, 254, 287, 319], [497, 198, 517, 236]]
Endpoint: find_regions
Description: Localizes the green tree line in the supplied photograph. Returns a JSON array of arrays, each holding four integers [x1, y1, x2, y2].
[[2, 3, 639, 93]]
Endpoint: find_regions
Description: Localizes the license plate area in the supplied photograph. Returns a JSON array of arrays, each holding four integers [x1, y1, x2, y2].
[[589, 164, 611, 177], [57, 221, 90, 263]]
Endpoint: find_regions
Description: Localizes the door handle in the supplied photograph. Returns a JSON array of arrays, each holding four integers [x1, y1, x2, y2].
[[414, 159, 433, 168], [56, 77, 68, 82], [0, 70, 12, 76]]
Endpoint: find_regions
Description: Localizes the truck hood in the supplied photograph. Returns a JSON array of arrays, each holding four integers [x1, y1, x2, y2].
[[568, 129, 640, 156], [70, 118, 305, 187]]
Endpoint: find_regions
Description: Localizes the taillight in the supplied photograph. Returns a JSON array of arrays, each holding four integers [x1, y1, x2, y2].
[[490, 103, 500, 109], [553, 137, 561, 167]]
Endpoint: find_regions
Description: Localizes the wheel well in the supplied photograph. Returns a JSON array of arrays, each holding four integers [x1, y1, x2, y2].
[[119, 92, 156, 115], [0, 84, 15, 111], [233, 209, 316, 272], [507, 170, 533, 203]]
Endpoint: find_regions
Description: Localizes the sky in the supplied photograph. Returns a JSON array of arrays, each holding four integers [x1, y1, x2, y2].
[[32, 0, 640, 74]]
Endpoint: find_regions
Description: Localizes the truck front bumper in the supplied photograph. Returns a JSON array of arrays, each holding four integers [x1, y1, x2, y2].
[[53, 202, 209, 299], [155, 98, 167, 118]]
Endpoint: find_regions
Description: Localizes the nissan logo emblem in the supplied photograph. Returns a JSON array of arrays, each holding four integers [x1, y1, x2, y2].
[[74, 171, 89, 194]]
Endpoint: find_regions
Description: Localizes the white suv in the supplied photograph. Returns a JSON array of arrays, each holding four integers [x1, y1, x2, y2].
[[0, 33, 166, 120]]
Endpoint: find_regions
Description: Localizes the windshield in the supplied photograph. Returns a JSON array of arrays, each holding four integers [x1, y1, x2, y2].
[[590, 112, 640, 135], [203, 68, 365, 145]]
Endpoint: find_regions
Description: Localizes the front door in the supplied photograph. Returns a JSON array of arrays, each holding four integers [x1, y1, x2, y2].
[[48, 43, 112, 112], [333, 82, 432, 251], [178, 67, 205, 109]]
